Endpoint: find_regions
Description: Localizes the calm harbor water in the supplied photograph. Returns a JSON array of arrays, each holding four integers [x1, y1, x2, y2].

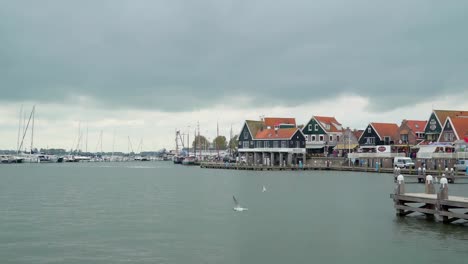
[[1, 162, 468, 264]]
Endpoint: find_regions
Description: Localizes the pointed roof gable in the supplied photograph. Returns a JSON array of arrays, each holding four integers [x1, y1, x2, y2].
[[352, 130, 363, 139], [255, 128, 300, 140], [433, 110, 468, 126], [371, 122, 399, 140], [449, 117, 468, 140], [264, 117, 296, 127], [314, 116, 342, 133], [244, 120, 264, 138], [404, 120, 427, 133]]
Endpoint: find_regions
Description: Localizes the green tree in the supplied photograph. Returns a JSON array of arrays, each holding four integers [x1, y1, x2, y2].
[[213, 136, 227, 150], [192, 135, 210, 150], [228, 134, 239, 153]]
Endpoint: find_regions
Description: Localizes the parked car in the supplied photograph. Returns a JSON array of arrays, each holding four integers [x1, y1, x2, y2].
[[454, 160, 468, 171], [223, 156, 236, 163], [394, 157, 415, 169]]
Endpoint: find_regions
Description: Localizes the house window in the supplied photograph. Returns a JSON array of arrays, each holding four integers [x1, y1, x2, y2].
[[305, 135, 308, 141], [401, 134, 408, 143], [329, 135, 333, 141], [319, 135, 324, 141], [264, 141, 269, 148], [312, 135, 316, 141], [281, 141, 287, 148], [444, 133, 454, 142], [273, 141, 279, 148], [337, 136, 340, 142], [384, 136, 390, 145], [367, 127, 371, 133], [314, 124, 318, 131], [296, 141, 301, 148], [308, 124, 312, 131], [365, 137, 375, 144], [256, 141, 263, 148], [243, 131, 248, 139], [243, 141, 249, 148]]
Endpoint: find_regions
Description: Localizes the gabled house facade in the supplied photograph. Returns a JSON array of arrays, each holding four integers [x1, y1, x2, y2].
[[302, 116, 343, 156], [438, 117, 468, 143], [238, 117, 305, 165], [424, 110, 468, 142], [397, 120, 427, 145], [358, 122, 399, 147]]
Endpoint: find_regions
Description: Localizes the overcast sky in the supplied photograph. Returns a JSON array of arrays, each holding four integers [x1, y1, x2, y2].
[[1, 0, 468, 152]]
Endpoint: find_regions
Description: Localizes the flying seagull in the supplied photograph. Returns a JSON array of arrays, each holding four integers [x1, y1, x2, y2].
[[233, 195, 248, 212], [262, 185, 267, 192]]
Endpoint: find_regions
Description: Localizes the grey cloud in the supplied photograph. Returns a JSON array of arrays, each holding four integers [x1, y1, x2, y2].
[[1, 0, 468, 112]]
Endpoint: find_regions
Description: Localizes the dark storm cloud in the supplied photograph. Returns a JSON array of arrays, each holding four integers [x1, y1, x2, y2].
[[1, 0, 468, 111]]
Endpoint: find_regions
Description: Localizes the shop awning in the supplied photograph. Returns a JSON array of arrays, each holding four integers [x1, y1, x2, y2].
[[416, 146, 437, 159], [334, 143, 359, 150]]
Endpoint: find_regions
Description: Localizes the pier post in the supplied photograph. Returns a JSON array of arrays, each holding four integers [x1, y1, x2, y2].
[[425, 175, 435, 194], [424, 175, 436, 219], [437, 177, 449, 223], [394, 175, 405, 216]]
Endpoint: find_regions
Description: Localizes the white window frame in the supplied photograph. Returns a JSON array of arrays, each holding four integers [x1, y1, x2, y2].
[[243, 141, 249, 148], [312, 135, 316, 141], [308, 124, 312, 131], [314, 124, 318, 131], [329, 135, 333, 141], [281, 141, 287, 148], [319, 135, 324, 141]]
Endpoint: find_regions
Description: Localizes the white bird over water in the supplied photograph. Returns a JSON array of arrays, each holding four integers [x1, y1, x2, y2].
[[233, 196, 248, 212], [262, 185, 267, 192]]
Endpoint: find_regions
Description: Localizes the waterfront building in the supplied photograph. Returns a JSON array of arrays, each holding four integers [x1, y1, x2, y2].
[[238, 117, 305, 166], [301, 116, 343, 156], [396, 119, 427, 157], [423, 110, 468, 142]]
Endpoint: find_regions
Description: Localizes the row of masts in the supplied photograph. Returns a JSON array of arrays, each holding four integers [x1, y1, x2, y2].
[[14, 106, 151, 156], [175, 121, 234, 158]]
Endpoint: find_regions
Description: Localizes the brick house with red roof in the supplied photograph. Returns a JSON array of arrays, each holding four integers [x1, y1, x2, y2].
[[397, 120, 427, 145]]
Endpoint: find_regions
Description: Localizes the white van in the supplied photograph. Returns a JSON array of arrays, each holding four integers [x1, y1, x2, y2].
[[394, 157, 415, 169], [454, 160, 468, 171]]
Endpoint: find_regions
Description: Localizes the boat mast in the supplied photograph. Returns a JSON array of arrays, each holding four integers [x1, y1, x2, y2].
[[216, 121, 220, 159], [30, 105, 35, 154], [18, 106, 35, 154], [16, 105, 23, 154], [86, 122, 89, 153], [198, 121, 201, 159]]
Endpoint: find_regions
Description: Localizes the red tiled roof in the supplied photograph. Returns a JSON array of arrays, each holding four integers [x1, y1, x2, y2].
[[352, 130, 363, 139], [371, 122, 399, 140], [264, 117, 296, 127], [405, 120, 427, 133], [450, 117, 468, 139], [434, 110, 468, 125], [314, 116, 342, 132], [255, 128, 298, 139]]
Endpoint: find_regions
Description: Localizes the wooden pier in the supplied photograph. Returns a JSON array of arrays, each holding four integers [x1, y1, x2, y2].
[[200, 162, 467, 178], [390, 175, 468, 224]]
